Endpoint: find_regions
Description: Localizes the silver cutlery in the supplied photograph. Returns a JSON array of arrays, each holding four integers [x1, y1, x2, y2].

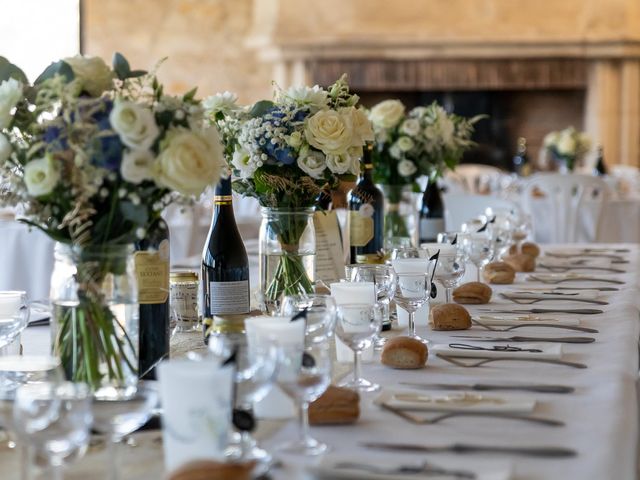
[[361, 441, 577, 458], [399, 382, 575, 394], [452, 335, 595, 344], [379, 402, 564, 427], [436, 353, 588, 369], [478, 308, 603, 315], [471, 319, 598, 333], [517, 286, 618, 292], [528, 276, 624, 285], [499, 293, 608, 305], [333, 460, 476, 479], [538, 264, 625, 274]]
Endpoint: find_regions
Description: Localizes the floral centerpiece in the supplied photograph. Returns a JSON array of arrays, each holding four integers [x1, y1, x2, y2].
[[0, 53, 223, 391], [206, 75, 373, 311], [369, 100, 483, 238], [543, 126, 591, 172]]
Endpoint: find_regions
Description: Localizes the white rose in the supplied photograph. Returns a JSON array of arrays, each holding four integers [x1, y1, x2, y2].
[[350, 155, 361, 176], [326, 153, 352, 174], [109, 99, 159, 151], [202, 91, 238, 115], [389, 144, 402, 160], [0, 78, 22, 129], [543, 132, 559, 147], [283, 85, 328, 112], [120, 149, 154, 184], [64, 55, 113, 96], [286, 131, 303, 149], [400, 119, 420, 136], [341, 106, 374, 144], [396, 136, 414, 152], [397, 159, 417, 177], [24, 155, 60, 197], [0, 133, 11, 163], [231, 147, 257, 179], [304, 109, 354, 155], [152, 127, 223, 196], [297, 149, 326, 179], [556, 131, 577, 156], [369, 99, 405, 129]]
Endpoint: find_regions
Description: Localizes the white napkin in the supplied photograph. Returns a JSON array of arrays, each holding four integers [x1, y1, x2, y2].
[[431, 342, 563, 360]]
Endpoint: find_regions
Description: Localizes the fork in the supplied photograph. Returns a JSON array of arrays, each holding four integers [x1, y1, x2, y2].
[[471, 318, 598, 333], [538, 264, 625, 274], [499, 293, 609, 305], [436, 353, 588, 369], [528, 276, 624, 285], [379, 402, 564, 426], [333, 460, 476, 479]]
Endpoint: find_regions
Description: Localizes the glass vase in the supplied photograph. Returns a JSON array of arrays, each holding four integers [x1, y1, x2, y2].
[[380, 184, 417, 247], [258, 208, 316, 313], [50, 243, 139, 397]]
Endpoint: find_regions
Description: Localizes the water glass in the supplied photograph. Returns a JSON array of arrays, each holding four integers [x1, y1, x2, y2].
[[280, 294, 337, 344], [344, 265, 396, 349], [0, 291, 29, 350], [463, 232, 494, 282], [13, 381, 92, 480], [276, 342, 332, 455], [393, 273, 431, 343], [512, 213, 533, 251], [335, 303, 382, 392], [434, 252, 467, 303], [389, 246, 426, 260]]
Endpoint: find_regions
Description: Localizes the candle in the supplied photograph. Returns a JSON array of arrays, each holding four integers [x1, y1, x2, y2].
[[330, 282, 376, 363]]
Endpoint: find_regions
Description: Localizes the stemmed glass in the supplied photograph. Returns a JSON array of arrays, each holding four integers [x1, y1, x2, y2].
[[393, 273, 431, 343], [276, 341, 332, 455], [511, 213, 533, 252], [485, 208, 513, 260], [344, 265, 396, 350], [463, 232, 494, 282], [434, 251, 467, 303], [0, 291, 30, 350], [92, 382, 159, 480], [13, 381, 92, 480], [335, 303, 382, 392], [280, 294, 337, 344]]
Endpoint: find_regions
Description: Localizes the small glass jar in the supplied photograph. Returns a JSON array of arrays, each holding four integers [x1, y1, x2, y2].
[[170, 270, 199, 332]]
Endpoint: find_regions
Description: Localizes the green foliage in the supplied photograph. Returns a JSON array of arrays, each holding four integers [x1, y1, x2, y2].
[[34, 60, 74, 85], [112, 52, 146, 80], [0, 57, 28, 83], [249, 100, 274, 118]]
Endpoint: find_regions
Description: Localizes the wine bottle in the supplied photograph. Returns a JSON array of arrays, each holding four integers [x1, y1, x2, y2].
[[201, 177, 250, 341], [135, 217, 170, 380], [418, 179, 445, 244], [348, 144, 384, 264], [594, 145, 607, 176], [512, 137, 529, 176]]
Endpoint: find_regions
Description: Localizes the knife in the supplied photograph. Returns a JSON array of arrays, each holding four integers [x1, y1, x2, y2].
[[451, 335, 595, 343], [478, 308, 603, 315], [399, 382, 575, 393], [499, 294, 608, 305], [361, 442, 577, 458], [538, 264, 625, 273]]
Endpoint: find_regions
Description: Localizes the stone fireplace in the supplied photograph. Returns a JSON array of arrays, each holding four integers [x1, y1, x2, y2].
[[246, 0, 640, 167]]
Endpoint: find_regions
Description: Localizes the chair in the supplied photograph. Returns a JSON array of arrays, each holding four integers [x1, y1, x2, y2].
[[521, 173, 610, 243], [445, 164, 508, 194], [442, 193, 519, 232]]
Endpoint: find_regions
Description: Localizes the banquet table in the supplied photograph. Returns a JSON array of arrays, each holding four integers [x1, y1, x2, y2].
[[5, 243, 640, 479]]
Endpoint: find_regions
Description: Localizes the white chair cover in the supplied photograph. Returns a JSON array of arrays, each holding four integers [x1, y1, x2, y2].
[[442, 193, 519, 232]]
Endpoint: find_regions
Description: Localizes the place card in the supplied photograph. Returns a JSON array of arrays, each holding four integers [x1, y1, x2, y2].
[[314, 211, 346, 284]]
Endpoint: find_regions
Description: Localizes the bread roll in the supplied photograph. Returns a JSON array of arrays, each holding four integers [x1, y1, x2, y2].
[[504, 253, 536, 272], [509, 242, 540, 258], [309, 385, 360, 425], [483, 261, 516, 284], [453, 282, 492, 304], [168, 460, 255, 480], [381, 336, 428, 369], [429, 303, 472, 330]]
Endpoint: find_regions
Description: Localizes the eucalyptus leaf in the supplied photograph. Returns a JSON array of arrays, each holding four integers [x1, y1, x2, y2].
[[34, 61, 74, 85], [249, 100, 274, 118], [183, 86, 198, 102], [0, 57, 28, 83], [128, 69, 147, 78], [112, 52, 131, 80]]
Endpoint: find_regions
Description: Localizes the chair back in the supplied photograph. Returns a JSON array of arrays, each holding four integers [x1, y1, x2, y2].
[[521, 173, 610, 243], [442, 193, 519, 232], [446, 164, 507, 194]]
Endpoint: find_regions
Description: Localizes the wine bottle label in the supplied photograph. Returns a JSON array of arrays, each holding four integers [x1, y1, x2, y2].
[[209, 280, 250, 314], [419, 218, 445, 242], [349, 208, 374, 246], [134, 239, 170, 305]]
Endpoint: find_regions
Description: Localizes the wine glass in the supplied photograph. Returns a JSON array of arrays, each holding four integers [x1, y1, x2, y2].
[[344, 265, 396, 350], [280, 294, 337, 344], [485, 208, 513, 260], [335, 303, 382, 392], [92, 382, 159, 480], [434, 251, 467, 303], [511, 213, 533, 252], [13, 381, 92, 480], [0, 291, 30, 350], [276, 341, 332, 455], [463, 232, 494, 282], [393, 273, 431, 343]]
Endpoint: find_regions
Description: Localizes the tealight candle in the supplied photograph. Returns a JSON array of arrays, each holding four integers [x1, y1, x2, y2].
[[330, 282, 376, 363]]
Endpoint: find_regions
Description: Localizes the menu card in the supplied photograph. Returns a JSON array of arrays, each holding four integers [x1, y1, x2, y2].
[[314, 211, 345, 284]]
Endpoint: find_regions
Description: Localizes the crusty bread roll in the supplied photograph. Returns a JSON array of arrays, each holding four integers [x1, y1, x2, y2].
[[381, 336, 428, 369], [453, 282, 492, 304], [483, 261, 516, 284], [509, 242, 541, 258], [309, 385, 360, 425], [429, 303, 472, 330], [168, 460, 255, 480], [504, 253, 536, 272]]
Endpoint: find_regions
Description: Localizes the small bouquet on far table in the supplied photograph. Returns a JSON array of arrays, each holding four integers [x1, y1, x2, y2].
[[543, 126, 591, 172], [369, 100, 483, 238], [0, 53, 224, 391], [205, 75, 374, 311]]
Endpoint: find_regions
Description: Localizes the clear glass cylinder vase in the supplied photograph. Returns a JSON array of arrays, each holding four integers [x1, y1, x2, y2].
[[50, 243, 139, 396], [258, 208, 316, 313], [380, 184, 417, 247]]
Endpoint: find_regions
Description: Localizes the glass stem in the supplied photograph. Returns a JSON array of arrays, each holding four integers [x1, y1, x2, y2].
[[445, 287, 452, 304], [107, 439, 120, 480], [50, 464, 63, 480], [476, 265, 481, 282], [353, 350, 363, 384], [298, 401, 311, 446], [382, 300, 390, 326], [408, 311, 416, 337]]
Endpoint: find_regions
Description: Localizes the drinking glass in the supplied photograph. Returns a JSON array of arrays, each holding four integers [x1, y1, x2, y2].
[[13, 381, 92, 480], [463, 232, 494, 282], [485, 208, 513, 260], [335, 303, 382, 392], [344, 265, 396, 350], [434, 251, 467, 303], [280, 294, 337, 344], [393, 273, 431, 343], [276, 341, 332, 455], [0, 291, 29, 350], [511, 213, 533, 252], [92, 382, 159, 480], [390, 246, 426, 260]]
